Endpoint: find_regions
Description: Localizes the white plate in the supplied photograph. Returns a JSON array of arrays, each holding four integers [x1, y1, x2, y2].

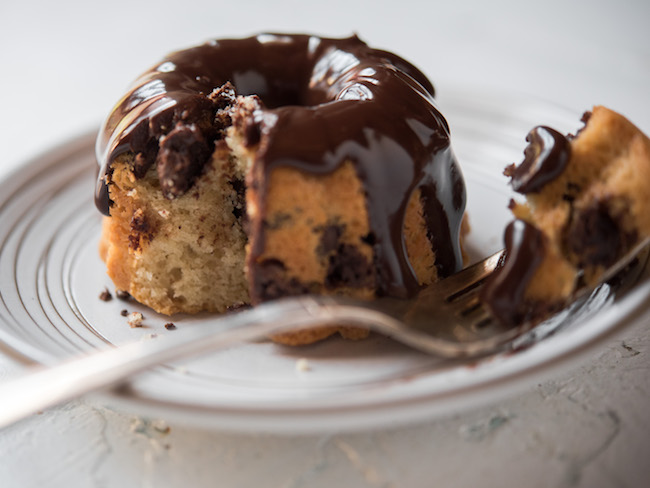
[[1, 91, 649, 433]]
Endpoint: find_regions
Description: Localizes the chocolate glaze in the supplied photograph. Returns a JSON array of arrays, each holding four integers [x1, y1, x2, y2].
[[480, 219, 547, 327], [507, 126, 570, 194], [482, 123, 575, 326], [96, 34, 466, 298]]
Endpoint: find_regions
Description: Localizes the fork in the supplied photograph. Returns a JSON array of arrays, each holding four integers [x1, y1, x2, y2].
[[0, 238, 648, 429]]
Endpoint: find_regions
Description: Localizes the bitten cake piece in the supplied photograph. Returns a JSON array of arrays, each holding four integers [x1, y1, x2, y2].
[[481, 106, 650, 327], [95, 34, 467, 345]]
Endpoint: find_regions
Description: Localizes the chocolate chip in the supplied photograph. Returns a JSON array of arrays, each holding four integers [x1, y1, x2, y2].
[[325, 244, 375, 289], [226, 302, 252, 313], [565, 200, 636, 268], [252, 259, 310, 301], [317, 224, 344, 256], [214, 109, 232, 136], [130, 209, 150, 233], [120, 309, 129, 317], [156, 123, 212, 199], [99, 288, 112, 301], [210, 83, 237, 137], [264, 213, 291, 229], [116, 290, 132, 300], [208, 81, 236, 109], [562, 182, 582, 202], [129, 209, 155, 251]]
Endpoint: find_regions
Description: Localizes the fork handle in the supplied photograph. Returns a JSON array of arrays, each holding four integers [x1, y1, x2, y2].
[[0, 297, 357, 430]]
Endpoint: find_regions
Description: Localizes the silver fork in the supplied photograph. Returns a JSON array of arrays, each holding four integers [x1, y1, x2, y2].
[[0, 238, 648, 429]]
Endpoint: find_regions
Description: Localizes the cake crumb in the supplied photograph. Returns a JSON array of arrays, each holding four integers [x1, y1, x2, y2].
[[295, 358, 311, 372], [226, 302, 252, 313], [130, 418, 146, 434], [98, 288, 112, 301], [164, 322, 177, 330], [131, 418, 171, 437], [151, 419, 171, 434], [128, 312, 144, 328]]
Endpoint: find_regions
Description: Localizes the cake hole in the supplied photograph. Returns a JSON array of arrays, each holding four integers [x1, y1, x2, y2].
[[169, 267, 183, 281]]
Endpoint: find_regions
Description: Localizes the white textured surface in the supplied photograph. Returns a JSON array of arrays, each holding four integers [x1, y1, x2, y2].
[[1, 0, 649, 486]]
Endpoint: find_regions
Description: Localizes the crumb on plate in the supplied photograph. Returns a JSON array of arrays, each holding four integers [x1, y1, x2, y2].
[[128, 311, 144, 327]]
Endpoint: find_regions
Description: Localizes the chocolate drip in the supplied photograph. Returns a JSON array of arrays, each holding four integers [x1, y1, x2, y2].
[[95, 34, 466, 298], [480, 219, 546, 327], [507, 126, 570, 194]]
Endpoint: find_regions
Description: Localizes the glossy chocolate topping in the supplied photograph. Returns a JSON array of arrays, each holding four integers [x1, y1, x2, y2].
[[480, 219, 546, 327], [482, 124, 573, 325], [507, 126, 570, 194], [95, 34, 466, 298]]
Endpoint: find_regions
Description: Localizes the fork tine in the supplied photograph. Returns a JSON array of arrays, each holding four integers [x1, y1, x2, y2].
[[439, 249, 503, 300], [455, 294, 482, 314], [461, 301, 491, 321]]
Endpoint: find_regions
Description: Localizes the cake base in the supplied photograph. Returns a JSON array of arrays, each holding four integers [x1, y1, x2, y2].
[[482, 106, 650, 327]]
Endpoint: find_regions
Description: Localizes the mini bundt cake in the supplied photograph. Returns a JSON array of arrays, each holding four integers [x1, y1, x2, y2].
[[95, 34, 467, 344], [481, 106, 650, 327]]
